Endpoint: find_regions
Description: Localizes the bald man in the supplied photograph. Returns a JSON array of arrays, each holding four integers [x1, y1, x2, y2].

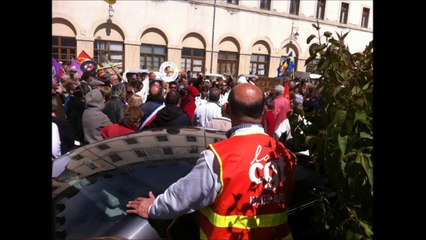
[[139, 84, 165, 129], [127, 84, 296, 240]]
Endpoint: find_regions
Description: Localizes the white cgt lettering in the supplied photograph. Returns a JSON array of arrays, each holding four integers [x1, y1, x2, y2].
[[249, 162, 263, 184], [249, 157, 286, 191]]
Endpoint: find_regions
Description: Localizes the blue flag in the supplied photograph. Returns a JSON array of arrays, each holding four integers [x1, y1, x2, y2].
[[285, 51, 295, 72], [277, 51, 295, 78]]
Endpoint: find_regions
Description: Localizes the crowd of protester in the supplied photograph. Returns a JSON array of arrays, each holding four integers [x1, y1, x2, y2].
[[52, 62, 321, 158]]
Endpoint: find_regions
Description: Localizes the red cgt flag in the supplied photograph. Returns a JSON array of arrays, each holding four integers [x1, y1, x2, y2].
[[283, 79, 290, 101], [76, 50, 92, 63]]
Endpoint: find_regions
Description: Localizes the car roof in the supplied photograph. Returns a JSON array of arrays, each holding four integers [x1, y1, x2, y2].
[[205, 73, 226, 80], [238, 74, 258, 79], [52, 127, 226, 195]]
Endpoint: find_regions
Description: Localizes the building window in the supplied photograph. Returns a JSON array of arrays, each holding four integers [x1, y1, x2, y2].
[[181, 48, 205, 79], [340, 3, 349, 24], [250, 54, 269, 77], [290, 0, 300, 15], [316, 0, 326, 20], [260, 0, 271, 10], [94, 40, 124, 69], [218, 51, 239, 80], [52, 36, 76, 63], [361, 7, 370, 28], [227, 0, 238, 5], [140, 44, 167, 70]]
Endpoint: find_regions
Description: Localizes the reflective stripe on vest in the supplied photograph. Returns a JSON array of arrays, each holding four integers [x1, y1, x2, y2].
[[282, 233, 293, 240], [200, 206, 288, 229], [200, 227, 293, 240], [208, 143, 224, 196], [200, 229, 207, 240]]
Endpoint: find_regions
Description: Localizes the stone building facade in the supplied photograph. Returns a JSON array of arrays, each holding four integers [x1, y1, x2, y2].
[[52, 0, 373, 78]]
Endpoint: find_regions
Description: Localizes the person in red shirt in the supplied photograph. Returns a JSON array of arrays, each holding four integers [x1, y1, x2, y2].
[[101, 106, 144, 139], [260, 96, 276, 137], [273, 84, 292, 130]]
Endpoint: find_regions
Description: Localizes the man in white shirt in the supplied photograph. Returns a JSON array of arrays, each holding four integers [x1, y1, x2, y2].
[[193, 87, 222, 127]]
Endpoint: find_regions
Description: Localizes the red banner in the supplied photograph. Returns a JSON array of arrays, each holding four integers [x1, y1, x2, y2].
[[76, 50, 92, 63]]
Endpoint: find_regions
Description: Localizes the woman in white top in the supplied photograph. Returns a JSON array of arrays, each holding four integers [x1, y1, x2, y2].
[[52, 122, 61, 159]]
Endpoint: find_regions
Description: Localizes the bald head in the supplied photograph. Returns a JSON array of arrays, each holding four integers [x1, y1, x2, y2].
[[228, 83, 265, 123], [147, 85, 164, 102]]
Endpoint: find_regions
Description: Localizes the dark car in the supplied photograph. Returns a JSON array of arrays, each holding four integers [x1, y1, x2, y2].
[[52, 127, 332, 239]]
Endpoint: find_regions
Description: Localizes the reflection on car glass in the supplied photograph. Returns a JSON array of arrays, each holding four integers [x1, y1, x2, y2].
[[72, 154, 84, 160], [163, 148, 173, 155], [87, 162, 98, 170], [134, 149, 147, 157], [189, 147, 198, 153], [109, 153, 123, 163], [186, 135, 197, 142], [124, 138, 138, 145], [100, 190, 126, 218], [156, 135, 168, 142], [98, 144, 110, 150]]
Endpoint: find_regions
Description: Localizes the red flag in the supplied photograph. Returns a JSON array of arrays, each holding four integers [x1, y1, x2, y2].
[[76, 50, 92, 63], [283, 80, 290, 101]]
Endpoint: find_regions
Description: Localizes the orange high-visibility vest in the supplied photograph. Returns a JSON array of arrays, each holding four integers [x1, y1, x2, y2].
[[200, 133, 295, 240]]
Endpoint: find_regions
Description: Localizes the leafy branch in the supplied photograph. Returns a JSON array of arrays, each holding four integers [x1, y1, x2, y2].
[[289, 21, 373, 240]]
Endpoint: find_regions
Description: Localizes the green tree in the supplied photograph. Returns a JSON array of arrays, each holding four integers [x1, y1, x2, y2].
[[289, 21, 373, 239]]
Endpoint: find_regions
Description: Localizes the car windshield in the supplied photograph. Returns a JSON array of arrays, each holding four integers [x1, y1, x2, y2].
[[54, 158, 196, 239]]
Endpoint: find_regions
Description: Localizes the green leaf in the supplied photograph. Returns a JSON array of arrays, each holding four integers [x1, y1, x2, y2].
[[362, 82, 372, 90], [359, 219, 374, 237], [365, 41, 373, 53], [309, 43, 320, 55], [318, 58, 330, 70], [334, 110, 347, 126], [312, 23, 319, 30], [305, 55, 317, 66], [360, 132, 372, 139], [336, 71, 346, 83], [343, 52, 351, 65], [342, 31, 350, 40], [351, 85, 361, 95], [317, 43, 328, 53], [354, 111, 372, 130], [326, 43, 335, 54], [333, 85, 343, 97], [307, 34, 316, 44], [354, 110, 367, 122], [359, 154, 373, 190], [338, 134, 348, 160], [329, 38, 340, 46], [324, 31, 332, 37]]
